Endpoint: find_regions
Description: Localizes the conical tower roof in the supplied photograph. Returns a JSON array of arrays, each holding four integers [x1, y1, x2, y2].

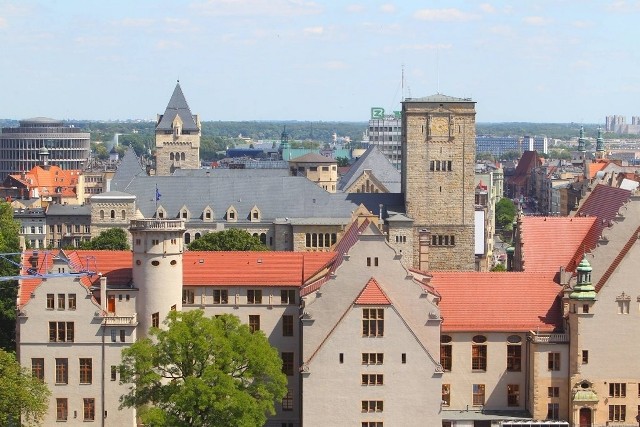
[[596, 127, 605, 153], [156, 81, 199, 132], [570, 255, 596, 300]]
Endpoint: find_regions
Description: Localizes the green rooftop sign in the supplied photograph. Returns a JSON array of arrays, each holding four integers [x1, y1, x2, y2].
[[371, 107, 385, 119]]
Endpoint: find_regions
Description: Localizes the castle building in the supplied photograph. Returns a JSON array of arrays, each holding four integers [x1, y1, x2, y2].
[[154, 82, 201, 175], [0, 118, 90, 182]]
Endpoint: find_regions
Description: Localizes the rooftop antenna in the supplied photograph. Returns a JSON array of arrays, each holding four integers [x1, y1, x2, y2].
[[401, 64, 404, 100]]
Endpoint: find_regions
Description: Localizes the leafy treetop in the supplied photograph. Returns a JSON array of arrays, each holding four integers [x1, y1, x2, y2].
[[187, 229, 268, 251], [79, 228, 130, 250], [0, 200, 20, 351]]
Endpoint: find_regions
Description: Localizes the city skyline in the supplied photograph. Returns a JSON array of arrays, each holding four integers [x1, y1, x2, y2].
[[1, 0, 639, 123]]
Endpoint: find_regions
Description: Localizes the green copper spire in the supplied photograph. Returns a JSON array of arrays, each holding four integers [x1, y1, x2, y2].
[[570, 255, 596, 300], [596, 126, 605, 153], [280, 125, 289, 150], [577, 126, 586, 153]]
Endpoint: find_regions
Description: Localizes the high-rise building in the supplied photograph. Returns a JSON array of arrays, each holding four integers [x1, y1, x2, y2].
[[402, 94, 477, 271], [154, 82, 201, 175], [0, 118, 90, 182], [366, 111, 402, 170]]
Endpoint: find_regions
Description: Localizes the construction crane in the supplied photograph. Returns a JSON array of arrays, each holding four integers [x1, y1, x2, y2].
[[0, 251, 98, 282]]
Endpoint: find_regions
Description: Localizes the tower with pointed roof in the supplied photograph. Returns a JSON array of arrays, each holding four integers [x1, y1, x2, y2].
[[577, 126, 586, 154], [154, 81, 201, 175], [595, 127, 605, 160], [401, 94, 477, 271]]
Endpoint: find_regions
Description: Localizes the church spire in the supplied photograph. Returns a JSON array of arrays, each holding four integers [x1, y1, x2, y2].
[[577, 126, 586, 153], [595, 126, 605, 156], [569, 255, 596, 300]]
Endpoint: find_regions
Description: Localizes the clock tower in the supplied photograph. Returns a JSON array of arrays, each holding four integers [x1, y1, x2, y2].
[[401, 94, 477, 271]]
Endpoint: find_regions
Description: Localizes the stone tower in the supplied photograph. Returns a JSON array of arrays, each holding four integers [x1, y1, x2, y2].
[[401, 94, 476, 271], [130, 218, 186, 335], [154, 82, 201, 175], [595, 127, 606, 160]]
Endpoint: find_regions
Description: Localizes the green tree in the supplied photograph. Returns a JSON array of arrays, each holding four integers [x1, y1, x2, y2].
[[0, 200, 20, 351], [80, 228, 130, 250], [187, 229, 268, 251], [491, 263, 506, 272], [119, 310, 288, 427], [496, 197, 517, 232], [336, 156, 350, 167], [0, 349, 50, 426]]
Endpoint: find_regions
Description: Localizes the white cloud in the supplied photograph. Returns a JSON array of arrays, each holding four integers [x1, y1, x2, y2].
[[0, 17, 6, 29], [304, 26, 324, 35], [190, 0, 322, 17], [323, 60, 348, 70], [156, 40, 183, 50], [113, 18, 154, 28], [607, 1, 640, 12], [479, 3, 495, 13], [488, 25, 513, 36], [571, 60, 593, 69], [396, 43, 452, 51], [571, 20, 592, 29], [413, 8, 479, 22], [523, 16, 551, 26], [74, 36, 119, 48], [380, 4, 396, 14], [346, 4, 365, 13]]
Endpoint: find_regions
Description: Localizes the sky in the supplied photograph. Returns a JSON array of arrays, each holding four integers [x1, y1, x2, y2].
[[1, 0, 639, 123]]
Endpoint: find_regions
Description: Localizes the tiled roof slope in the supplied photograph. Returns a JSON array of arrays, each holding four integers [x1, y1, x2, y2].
[[8, 165, 80, 198], [595, 226, 640, 292], [338, 146, 401, 193], [507, 151, 539, 186], [354, 278, 391, 305], [156, 82, 199, 131], [183, 251, 335, 286], [289, 153, 336, 163], [430, 272, 562, 332], [520, 216, 598, 273], [575, 184, 631, 223]]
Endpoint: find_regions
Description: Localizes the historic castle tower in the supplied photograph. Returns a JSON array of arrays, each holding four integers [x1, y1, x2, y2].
[[401, 94, 476, 271], [131, 218, 186, 335], [155, 82, 201, 175]]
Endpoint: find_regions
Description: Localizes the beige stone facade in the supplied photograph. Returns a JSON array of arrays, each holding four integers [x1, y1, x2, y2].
[[402, 95, 477, 271]]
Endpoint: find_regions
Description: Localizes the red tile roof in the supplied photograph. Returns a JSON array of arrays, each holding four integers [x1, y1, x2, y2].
[[9, 165, 81, 198], [519, 216, 598, 273], [354, 278, 391, 305], [430, 272, 562, 332], [587, 161, 609, 179], [183, 251, 335, 286]]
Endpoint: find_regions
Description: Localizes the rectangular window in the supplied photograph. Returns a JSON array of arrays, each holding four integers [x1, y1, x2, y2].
[[56, 398, 68, 421], [282, 315, 294, 337], [548, 352, 560, 371], [548, 386, 560, 398], [80, 358, 92, 384], [49, 321, 74, 342], [111, 329, 117, 342], [281, 289, 296, 305], [362, 308, 384, 337], [609, 383, 627, 398], [46, 293, 54, 309], [31, 358, 44, 381], [182, 289, 195, 304], [282, 352, 294, 376], [441, 344, 452, 371], [247, 289, 262, 304], [472, 384, 485, 406], [507, 345, 521, 371], [120, 329, 126, 342], [609, 404, 626, 422], [83, 398, 95, 421], [111, 365, 117, 381], [152, 312, 159, 328], [249, 315, 260, 333], [213, 289, 228, 304], [362, 353, 384, 365], [57, 293, 65, 309], [282, 389, 293, 411], [582, 350, 589, 364], [361, 423, 383, 427], [507, 384, 520, 407], [442, 384, 451, 406], [547, 403, 559, 420], [55, 358, 68, 384], [361, 374, 384, 385], [361, 400, 383, 412], [472, 344, 487, 371], [68, 293, 76, 310]]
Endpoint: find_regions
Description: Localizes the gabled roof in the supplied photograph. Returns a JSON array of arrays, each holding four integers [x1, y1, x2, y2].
[[519, 216, 598, 273], [338, 145, 401, 193], [595, 225, 640, 293], [587, 160, 609, 179], [430, 272, 562, 332], [7, 165, 80, 198], [354, 278, 391, 305], [508, 151, 539, 185], [183, 251, 335, 286], [156, 82, 199, 132]]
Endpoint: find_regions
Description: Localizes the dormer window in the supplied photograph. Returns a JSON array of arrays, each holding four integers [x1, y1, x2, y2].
[[249, 205, 261, 222], [156, 206, 166, 219], [226, 206, 238, 222], [179, 206, 190, 220], [203, 206, 214, 222]]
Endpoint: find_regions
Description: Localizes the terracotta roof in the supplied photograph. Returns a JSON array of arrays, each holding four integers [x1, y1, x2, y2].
[[507, 151, 539, 185], [9, 165, 80, 198], [520, 216, 598, 273], [576, 184, 631, 223], [431, 272, 562, 332], [183, 251, 335, 286], [354, 278, 391, 305], [587, 160, 609, 179]]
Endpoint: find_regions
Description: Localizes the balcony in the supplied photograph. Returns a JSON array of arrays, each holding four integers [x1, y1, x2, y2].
[[528, 331, 569, 343], [100, 313, 137, 326]]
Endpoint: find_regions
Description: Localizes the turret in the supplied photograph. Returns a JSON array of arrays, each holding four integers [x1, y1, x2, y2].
[[130, 218, 186, 336], [595, 127, 605, 159], [570, 255, 596, 302], [577, 126, 586, 153]]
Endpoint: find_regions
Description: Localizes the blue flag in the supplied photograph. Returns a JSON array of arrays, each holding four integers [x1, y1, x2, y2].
[[155, 186, 161, 201]]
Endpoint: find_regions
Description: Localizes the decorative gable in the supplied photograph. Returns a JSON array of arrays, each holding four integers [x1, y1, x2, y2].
[[226, 205, 238, 222], [178, 205, 190, 220], [156, 205, 167, 219], [355, 278, 391, 305], [202, 205, 214, 222], [249, 205, 261, 222]]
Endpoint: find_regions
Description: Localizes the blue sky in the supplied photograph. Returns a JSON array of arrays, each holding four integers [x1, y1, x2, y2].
[[1, 0, 639, 123]]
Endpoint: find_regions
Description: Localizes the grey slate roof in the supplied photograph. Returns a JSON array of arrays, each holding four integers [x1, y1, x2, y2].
[[289, 153, 336, 163], [46, 204, 91, 216], [405, 94, 474, 103], [172, 168, 289, 178], [338, 146, 401, 192], [113, 148, 147, 184], [156, 83, 199, 131]]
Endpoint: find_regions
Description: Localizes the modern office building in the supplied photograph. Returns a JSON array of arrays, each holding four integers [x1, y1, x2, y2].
[[0, 118, 90, 182], [476, 135, 548, 158], [365, 110, 402, 170]]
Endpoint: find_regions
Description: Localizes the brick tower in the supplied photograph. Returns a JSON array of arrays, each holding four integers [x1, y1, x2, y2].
[[154, 81, 201, 175], [401, 94, 476, 271]]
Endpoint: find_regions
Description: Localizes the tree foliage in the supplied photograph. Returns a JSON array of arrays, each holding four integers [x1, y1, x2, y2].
[[119, 310, 288, 427], [187, 229, 268, 251], [0, 349, 50, 426], [79, 228, 130, 250], [335, 156, 350, 167], [496, 197, 517, 231], [0, 200, 20, 351]]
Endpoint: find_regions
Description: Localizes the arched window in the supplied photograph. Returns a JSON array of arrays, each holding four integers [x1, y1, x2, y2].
[[99, 210, 104, 220], [194, 233, 201, 240], [121, 210, 126, 220], [260, 233, 266, 244], [110, 210, 115, 219], [181, 152, 185, 161], [170, 153, 174, 160], [184, 233, 191, 244]]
